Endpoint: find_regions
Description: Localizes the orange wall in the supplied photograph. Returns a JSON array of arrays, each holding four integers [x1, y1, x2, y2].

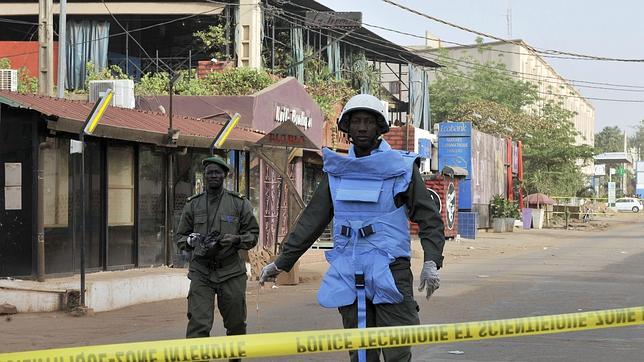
[[0, 41, 59, 82]]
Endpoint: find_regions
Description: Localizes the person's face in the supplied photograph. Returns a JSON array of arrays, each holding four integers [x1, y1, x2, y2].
[[348, 111, 381, 151], [204, 163, 227, 190]]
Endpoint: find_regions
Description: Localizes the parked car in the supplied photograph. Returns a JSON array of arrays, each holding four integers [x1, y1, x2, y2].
[[614, 197, 642, 213]]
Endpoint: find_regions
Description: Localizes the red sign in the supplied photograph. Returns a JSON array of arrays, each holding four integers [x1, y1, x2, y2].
[[257, 120, 319, 149]]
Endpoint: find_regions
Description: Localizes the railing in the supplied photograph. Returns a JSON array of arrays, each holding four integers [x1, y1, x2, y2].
[[540, 205, 611, 229]]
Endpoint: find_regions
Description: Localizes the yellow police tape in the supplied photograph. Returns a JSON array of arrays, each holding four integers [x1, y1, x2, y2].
[[2, 306, 643, 361]]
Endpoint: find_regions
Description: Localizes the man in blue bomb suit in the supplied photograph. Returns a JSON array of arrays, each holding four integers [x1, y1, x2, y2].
[[260, 93, 445, 362]]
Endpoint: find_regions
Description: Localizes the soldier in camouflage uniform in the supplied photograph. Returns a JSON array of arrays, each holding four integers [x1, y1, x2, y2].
[[176, 155, 259, 344]]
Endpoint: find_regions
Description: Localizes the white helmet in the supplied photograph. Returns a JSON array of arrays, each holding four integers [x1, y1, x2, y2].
[[337, 94, 389, 134]]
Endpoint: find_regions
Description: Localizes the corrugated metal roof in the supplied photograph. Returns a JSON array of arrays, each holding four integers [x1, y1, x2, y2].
[[0, 91, 264, 149]]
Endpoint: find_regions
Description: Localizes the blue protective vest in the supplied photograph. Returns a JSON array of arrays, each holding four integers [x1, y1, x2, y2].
[[317, 140, 417, 308]]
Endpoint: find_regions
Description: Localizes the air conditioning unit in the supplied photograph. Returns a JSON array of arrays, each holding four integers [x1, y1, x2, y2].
[[89, 79, 135, 109], [0, 69, 18, 91]]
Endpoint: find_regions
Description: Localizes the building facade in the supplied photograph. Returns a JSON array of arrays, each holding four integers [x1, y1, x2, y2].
[[412, 40, 595, 174], [0, 90, 263, 278]]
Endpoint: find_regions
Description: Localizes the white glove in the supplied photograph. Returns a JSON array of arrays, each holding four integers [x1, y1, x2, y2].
[[418, 260, 440, 300], [186, 232, 202, 247], [259, 262, 282, 286]]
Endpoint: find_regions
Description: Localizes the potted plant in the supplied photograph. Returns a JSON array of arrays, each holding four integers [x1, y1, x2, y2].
[[504, 200, 519, 232], [490, 194, 506, 232]]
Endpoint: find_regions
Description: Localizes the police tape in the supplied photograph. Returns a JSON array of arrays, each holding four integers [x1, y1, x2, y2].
[[2, 306, 642, 362]]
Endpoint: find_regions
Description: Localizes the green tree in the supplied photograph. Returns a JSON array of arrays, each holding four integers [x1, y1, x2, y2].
[[193, 24, 229, 61], [628, 119, 644, 159], [427, 47, 596, 197], [135, 67, 275, 97], [302, 54, 356, 120], [429, 49, 538, 123], [594, 126, 625, 153], [522, 101, 595, 195]]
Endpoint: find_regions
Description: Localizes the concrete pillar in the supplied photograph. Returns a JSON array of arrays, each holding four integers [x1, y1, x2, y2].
[[38, 0, 54, 96], [236, 0, 262, 69]]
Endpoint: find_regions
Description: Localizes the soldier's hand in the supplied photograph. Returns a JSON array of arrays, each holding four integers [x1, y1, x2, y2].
[[186, 233, 203, 247], [259, 262, 282, 286], [219, 234, 241, 247], [418, 261, 440, 300]]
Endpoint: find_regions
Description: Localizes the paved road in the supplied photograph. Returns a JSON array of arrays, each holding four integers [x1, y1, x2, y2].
[[412, 214, 644, 362], [2, 214, 643, 361]]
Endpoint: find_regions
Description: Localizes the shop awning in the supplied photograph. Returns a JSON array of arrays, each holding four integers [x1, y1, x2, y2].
[[0, 91, 264, 150]]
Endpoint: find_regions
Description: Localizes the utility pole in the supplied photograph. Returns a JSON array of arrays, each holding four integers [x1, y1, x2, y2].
[[57, 0, 67, 98], [38, 0, 54, 96], [165, 74, 181, 265]]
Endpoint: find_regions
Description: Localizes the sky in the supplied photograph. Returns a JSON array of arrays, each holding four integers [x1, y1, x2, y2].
[[317, 0, 644, 135]]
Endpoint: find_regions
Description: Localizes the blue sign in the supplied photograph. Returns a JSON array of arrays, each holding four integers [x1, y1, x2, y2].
[[438, 136, 472, 179], [438, 121, 473, 210], [438, 122, 472, 137], [458, 179, 473, 210], [417, 138, 431, 159]]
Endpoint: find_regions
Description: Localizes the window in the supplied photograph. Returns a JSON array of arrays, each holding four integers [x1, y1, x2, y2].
[[107, 145, 135, 267], [43, 138, 69, 228], [43, 138, 72, 274], [108, 146, 135, 226], [138, 146, 165, 266]]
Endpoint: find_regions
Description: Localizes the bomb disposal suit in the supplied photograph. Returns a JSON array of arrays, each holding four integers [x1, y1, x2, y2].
[[261, 94, 445, 362]]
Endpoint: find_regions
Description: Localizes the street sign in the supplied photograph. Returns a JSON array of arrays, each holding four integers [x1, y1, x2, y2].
[[616, 166, 625, 177], [304, 11, 362, 28], [608, 182, 616, 207], [594, 164, 605, 176]]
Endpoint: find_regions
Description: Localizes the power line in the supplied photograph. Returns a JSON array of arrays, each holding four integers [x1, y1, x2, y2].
[[381, 0, 644, 63], [274, 7, 626, 95], [418, 51, 644, 93], [281, 2, 644, 96], [437, 68, 644, 103], [0, 7, 224, 61], [102, 1, 172, 74], [270, 11, 412, 66], [273, 9, 644, 104], [278, 0, 644, 89], [0, 17, 39, 25], [280, 1, 607, 63]]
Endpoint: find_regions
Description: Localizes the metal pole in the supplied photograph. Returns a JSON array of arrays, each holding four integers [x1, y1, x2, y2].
[[57, 0, 67, 98], [37, 142, 47, 281], [398, 63, 402, 122], [125, 22, 129, 76], [169, 82, 173, 131], [271, 16, 275, 71], [225, 5, 230, 60], [79, 133, 86, 306], [166, 80, 176, 265], [188, 50, 192, 78], [156, 50, 159, 73], [167, 152, 174, 265], [273, 175, 284, 255]]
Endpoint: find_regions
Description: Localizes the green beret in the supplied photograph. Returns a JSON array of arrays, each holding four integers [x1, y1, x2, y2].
[[202, 155, 230, 172]]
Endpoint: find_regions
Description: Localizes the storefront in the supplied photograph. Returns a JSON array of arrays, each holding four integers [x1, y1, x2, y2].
[[0, 91, 262, 278], [138, 77, 325, 250]]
